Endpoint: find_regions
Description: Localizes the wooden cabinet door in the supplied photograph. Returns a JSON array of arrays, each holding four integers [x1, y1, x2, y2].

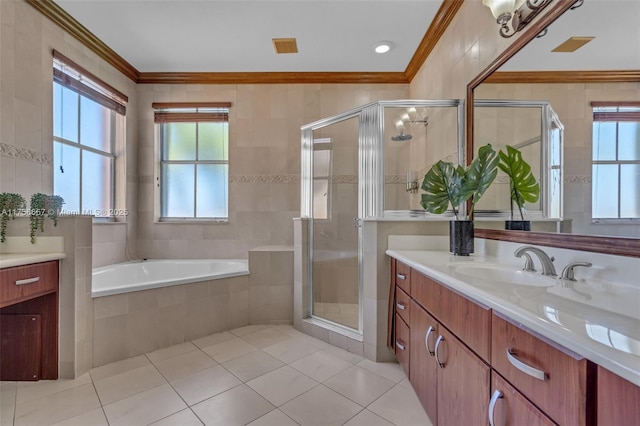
[[490, 371, 555, 426], [436, 326, 490, 426], [0, 314, 41, 381], [410, 300, 438, 425], [597, 365, 640, 426]]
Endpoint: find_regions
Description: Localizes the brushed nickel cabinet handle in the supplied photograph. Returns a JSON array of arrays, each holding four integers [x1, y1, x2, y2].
[[434, 335, 445, 368], [425, 326, 435, 356], [488, 389, 503, 426], [395, 340, 406, 351], [506, 348, 546, 381], [396, 273, 406, 280], [395, 302, 406, 310], [15, 276, 40, 286]]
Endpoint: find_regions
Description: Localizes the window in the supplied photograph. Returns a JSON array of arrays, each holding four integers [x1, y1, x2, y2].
[[52, 51, 127, 219], [312, 138, 332, 220], [592, 102, 640, 220], [154, 103, 231, 220]]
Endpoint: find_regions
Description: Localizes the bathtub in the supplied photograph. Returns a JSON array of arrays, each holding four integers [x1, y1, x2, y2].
[[92, 259, 249, 298]]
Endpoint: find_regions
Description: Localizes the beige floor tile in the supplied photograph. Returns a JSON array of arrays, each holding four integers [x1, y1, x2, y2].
[[171, 365, 242, 406], [103, 383, 187, 426], [191, 384, 274, 426], [246, 408, 300, 426], [221, 350, 285, 382], [241, 328, 292, 348], [398, 378, 412, 389], [319, 345, 364, 364], [1, 382, 17, 426], [201, 338, 258, 363], [16, 373, 92, 404], [90, 355, 150, 381], [153, 350, 217, 382], [246, 366, 318, 406], [356, 359, 406, 383], [343, 409, 394, 426], [147, 342, 198, 363], [272, 324, 304, 337], [367, 384, 432, 426], [50, 408, 109, 426], [94, 364, 167, 405], [192, 331, 236, 349], [14, 383, 101, 426], [151, 409, 204, 425], [280, 385, 363, 426], [229, 324, 270, 337], [290, 351, 353, 382], [262, 338, 320, 363], [323, 366, 395, 407]]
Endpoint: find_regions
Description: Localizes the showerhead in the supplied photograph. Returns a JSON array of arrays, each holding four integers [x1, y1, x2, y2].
[[391, 131, 412, 141]]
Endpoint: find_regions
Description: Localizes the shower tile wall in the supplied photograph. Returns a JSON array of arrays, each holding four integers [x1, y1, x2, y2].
[[135, 84, 408, 260], [477, 82, 640, 238]]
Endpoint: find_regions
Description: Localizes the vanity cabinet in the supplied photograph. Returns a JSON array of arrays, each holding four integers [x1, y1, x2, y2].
[[597, 365, 640, 426], [490, 371, 555, 426], [392, 259, 490, 425], [492, 312, 595, 426], [0, 261, 59, 380]]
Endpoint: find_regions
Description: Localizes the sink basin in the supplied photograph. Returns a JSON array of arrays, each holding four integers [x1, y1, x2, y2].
[[449, 263, 558, 287]]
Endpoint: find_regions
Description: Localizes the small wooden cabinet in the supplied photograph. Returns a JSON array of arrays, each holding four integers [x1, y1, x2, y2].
[[0, 261, 59, 380]]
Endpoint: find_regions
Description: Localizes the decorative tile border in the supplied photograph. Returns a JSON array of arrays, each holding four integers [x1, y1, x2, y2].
[[229, 174, 299, 183], [565, 175, 590, 184], [0, 143, 52, 165]]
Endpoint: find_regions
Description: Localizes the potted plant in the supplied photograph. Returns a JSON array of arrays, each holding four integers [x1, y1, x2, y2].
[[421, 144, 499, 255], [498, 145, 540, 231], [29, 193, 65, 243], [0, 193, 26, 243]]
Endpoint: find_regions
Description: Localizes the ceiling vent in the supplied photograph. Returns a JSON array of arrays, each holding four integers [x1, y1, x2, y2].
[[552, 37, 595, 53], [272, 38, 298, 54]]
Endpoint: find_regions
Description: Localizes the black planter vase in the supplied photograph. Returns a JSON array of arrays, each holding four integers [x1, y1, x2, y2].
[[449, 220, 474, 256], [505, 220, 531, 231]]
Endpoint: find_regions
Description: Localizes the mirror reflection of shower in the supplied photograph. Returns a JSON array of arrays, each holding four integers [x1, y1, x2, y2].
[[391, 107, 429, 141]]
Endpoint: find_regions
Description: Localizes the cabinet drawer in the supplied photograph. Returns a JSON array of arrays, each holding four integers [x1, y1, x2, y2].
[[394, 261, 411, 294], [491, 312, 593, 426], [490, 371, 555, 426], [410, 270, 438, 313], [395, 313, 410, 376], [0, 262, 58, 307], [395, 287, 410, 325]]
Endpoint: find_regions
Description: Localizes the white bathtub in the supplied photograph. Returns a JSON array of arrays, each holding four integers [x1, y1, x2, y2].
[[92, 259, 249, 298]]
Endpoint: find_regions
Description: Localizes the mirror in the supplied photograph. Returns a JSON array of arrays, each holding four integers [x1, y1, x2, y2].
[[470, 0, 640, 239]]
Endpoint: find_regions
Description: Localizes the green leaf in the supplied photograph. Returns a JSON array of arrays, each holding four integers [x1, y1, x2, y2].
[[466, 143, 499, 216], [420, 160, 469, 218], [498, 145, 540, 216]]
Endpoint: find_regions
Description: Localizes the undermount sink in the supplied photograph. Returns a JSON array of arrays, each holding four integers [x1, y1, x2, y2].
[[449, 263, 558, 287]]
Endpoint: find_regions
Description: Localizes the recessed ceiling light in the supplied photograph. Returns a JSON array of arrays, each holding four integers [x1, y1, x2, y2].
[[374, 42, 393, 54]]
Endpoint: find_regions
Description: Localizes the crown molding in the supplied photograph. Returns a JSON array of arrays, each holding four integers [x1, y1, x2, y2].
[[405, 0, 465, 81], [137, 71, 409, 85], [26, 0, 140, 82], [27, 0, 463, 85], [485, 70, 640, 84]]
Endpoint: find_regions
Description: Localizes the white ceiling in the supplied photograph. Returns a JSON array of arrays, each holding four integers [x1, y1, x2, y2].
[[54, 0, 640, 74], [56, 0, 443, 73], [501, 0, 640, 71]]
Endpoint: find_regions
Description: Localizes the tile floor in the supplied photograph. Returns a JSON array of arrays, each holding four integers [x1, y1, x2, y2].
[[1, 324, 432, 426]]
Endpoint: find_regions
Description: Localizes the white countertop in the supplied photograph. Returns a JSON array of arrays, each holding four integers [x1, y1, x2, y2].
[[386, 249, 640, 387], [0, 253, 66, 269]]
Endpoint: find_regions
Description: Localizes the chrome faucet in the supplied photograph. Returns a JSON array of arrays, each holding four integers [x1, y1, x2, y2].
[[514, 246, 557, 276], [560, 262, 592, 281]]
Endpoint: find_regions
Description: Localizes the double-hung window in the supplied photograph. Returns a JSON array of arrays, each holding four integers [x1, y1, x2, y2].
[[591, 102, 640, 221], [154, 103, 230, 220], [52, 51, 127, 219]]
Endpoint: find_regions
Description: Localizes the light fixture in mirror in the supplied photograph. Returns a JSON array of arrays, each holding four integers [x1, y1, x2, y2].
[[483, 0, 553, 38]]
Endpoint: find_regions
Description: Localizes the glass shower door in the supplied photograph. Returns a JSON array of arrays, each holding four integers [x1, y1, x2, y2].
[[310, 116, 360, 330]]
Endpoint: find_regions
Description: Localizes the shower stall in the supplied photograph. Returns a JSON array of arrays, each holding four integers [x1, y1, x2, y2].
[[300, 100, 464, 333]]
